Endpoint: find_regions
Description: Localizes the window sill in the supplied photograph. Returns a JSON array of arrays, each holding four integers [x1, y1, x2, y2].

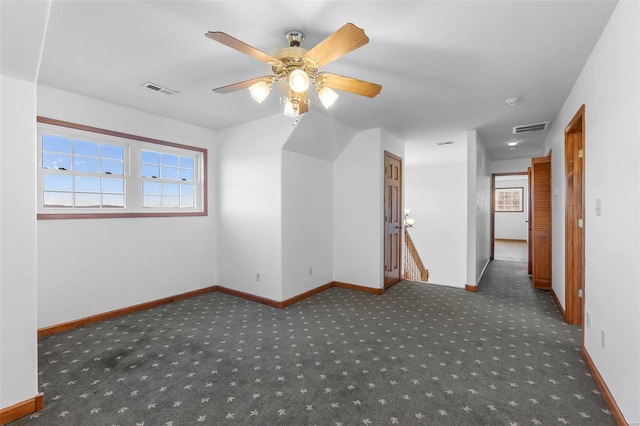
[[37, 211, 207, 220]]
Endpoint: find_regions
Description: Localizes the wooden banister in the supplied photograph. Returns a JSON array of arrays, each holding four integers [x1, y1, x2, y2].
[[404, 229, 429, 282]]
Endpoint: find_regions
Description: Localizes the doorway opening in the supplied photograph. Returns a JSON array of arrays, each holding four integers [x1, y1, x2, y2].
[[491, 172, 529, 263]]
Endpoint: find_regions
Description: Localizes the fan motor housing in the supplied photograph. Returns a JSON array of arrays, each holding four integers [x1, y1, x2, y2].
[[272, 47, 317, 79]]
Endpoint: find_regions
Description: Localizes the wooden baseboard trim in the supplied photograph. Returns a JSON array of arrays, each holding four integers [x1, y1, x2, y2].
[[0, 392, 44, 425], [582, 347, 628, 426], [494, 238, 527, 243], [280, 283, 335, 308], [550, 288, 566, 319], [214, 285, 281, 309], [38, 281, 389, 338], [465, 284, 479, 292], [38, 286, 218, 338], [333, 281, 385, 295]]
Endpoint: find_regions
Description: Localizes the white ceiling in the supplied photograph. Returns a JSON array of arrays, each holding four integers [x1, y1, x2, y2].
[[2, 0, 617, 161]]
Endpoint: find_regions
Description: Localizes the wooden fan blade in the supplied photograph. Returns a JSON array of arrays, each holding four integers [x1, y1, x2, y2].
[[206, 31, 280, 64], [318, 73, 382, 98], [304, 23, 369, 67], [212, 76, 272, 94]]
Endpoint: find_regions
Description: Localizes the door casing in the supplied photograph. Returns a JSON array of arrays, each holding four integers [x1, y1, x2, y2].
[[565, 105, 586, 326], [384, 151, 403, 288]]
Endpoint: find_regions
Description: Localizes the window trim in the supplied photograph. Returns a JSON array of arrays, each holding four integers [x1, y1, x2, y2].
[[495, 186, 524, 212], [36, 116, 208, 220]]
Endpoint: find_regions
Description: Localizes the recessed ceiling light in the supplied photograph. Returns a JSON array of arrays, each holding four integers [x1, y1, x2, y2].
[[507, 140, 519, 147]]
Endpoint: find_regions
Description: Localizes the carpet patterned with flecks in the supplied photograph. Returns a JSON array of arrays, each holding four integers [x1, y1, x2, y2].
[[11, 260, 613, 425]]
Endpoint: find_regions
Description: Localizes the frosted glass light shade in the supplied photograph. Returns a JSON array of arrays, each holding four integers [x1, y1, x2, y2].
[[283, 99, 299, 117], [317, 86, 339, 109], [289, 69, 309, 93], [248, 81, 271, 103]]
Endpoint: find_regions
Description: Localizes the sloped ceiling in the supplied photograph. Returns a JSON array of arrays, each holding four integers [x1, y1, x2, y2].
[[2, 1, 618, 161]]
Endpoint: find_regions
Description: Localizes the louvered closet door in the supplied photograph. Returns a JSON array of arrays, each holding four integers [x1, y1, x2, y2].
[[531, 155, 552, 290]]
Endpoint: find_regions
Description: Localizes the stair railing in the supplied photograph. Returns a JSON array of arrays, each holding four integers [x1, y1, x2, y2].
[[404, 228, 429, 282]]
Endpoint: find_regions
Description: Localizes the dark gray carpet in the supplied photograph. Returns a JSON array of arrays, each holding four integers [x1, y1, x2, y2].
[[12, 260, 614, 425]]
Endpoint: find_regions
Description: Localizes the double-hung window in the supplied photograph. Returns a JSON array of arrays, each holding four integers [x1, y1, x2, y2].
[[37, 117, 207, 219]]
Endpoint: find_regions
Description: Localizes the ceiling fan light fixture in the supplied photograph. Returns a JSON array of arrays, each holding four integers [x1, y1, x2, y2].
[[289, 69, 310, 93], [248, 81, 272, 104], [283, 98, 299, 117], [317, 86, 339, 109]]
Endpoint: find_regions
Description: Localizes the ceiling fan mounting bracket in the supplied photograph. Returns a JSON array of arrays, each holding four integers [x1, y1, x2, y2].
[[285, 30, 305, 47]]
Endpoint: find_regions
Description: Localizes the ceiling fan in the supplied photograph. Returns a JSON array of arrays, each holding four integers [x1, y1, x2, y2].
[[205, 23, 382, 117]]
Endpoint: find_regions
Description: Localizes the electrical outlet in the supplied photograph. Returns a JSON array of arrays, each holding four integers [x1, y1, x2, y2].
[[256, 273, 261, 282], [601, 329, 606, 348], [308, 266, 313, 276], [586, 311, 591, 329]]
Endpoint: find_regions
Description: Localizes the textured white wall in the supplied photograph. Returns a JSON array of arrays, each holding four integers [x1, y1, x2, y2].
[[0, 75, 39, 408], [405, 161, 468, 288], [490, 158, 532, 174], [333, 129, 384, 288], [544, 2, 640, 421], [281, 151, 334, 299], [473, 131, 492, 284], [36, 86, 218, 328], [216, 114, 295, 301]]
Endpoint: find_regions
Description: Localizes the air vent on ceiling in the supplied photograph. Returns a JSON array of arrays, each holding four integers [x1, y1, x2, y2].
[[436, 141, 454, 146], [512, 121, 549, 134], [142, 82, 178, 96]]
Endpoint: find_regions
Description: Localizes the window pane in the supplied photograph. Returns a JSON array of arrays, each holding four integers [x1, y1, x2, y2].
[[74, 193, 101, 208], [162, 196, 179, 208], [162, 183, 180, 196], [44, 192, 73, 208], [179, 156, 194, 169], [161, 166, 178, 180], [142, 164, 159, 178], [43, 174, 73, 192], [161, 153, 178, 167], [180, 184, 195, 196], [102, 159, 124, 175], [74, 140, 99, 157], [179, 169, 194, 181], [143, 181, 161, 195], [43, 134, 71, 153], [75, 176, 101, 193], [43, 153, 72, 170], [102, 144, 124, 160], [74, 157, 100, 173], [102, 194, 124, 208], [141, 150, 160, 164], [103, 178, 124, 194], [143, 195, 161, 208], [181, 197, 195, 208]]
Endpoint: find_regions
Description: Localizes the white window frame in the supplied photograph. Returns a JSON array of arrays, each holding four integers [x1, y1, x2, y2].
[[37, 117, 207, 219]]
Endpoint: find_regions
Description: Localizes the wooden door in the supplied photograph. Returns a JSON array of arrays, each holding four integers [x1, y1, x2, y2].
[[527, 167, 533, 276], [531, 155, 552, 290], [565, 105, 585, 325], [384, 152, 402, 288]]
